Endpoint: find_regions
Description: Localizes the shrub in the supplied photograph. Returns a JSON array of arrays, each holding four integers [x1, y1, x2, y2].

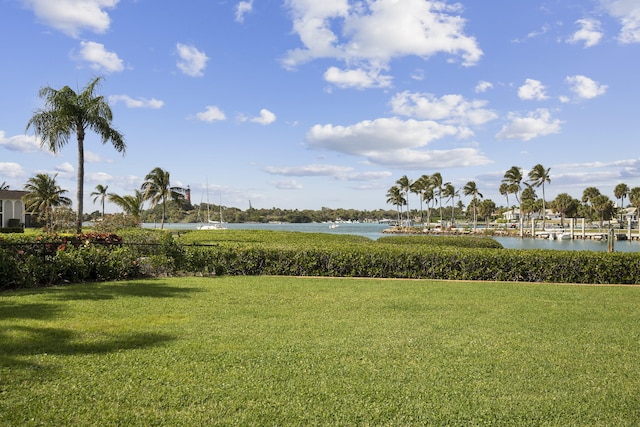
[[0, 227, 24, 234], [3, 229, 640, 288], [93, 214, 141, 232], [377, 235, 503, 249]]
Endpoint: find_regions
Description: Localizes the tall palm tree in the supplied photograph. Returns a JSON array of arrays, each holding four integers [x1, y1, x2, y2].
[[527, 164, 551, 229], [614, 183, 630, 223], [26, 77, 125, 233], [0, 181, 9, 190], [499, 182, 509, 208], [386, 185, 405, 224], [22, 173, 72, 231], [552, 193, 576, 227], [442, 182, 457, 225], [412, 174, 434, 227], [141, 167, 184, 228], [502, 166, 524, 235], [91, 184, 109, 218], [410, 177, 426, 225], [108, 190, 145, 220], [582, 186, 601, 222], [614, 183, 629, 207], [463, 181, 483, 230], [395, 175, 412, 226], [591, 194, 615, 227], [478, 199, 496, 228], [431, 172, 444, 225]]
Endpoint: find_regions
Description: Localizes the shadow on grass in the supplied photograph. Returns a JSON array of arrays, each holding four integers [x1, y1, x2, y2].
[[0, 324, 175, 373], [0, 302, 63, 321], [48, 280, 203, 301]]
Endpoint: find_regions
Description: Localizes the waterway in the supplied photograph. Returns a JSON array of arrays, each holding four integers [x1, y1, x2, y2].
[[144, 222, 640, 253]]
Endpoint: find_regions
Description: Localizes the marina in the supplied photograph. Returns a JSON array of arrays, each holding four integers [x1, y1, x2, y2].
[[145, 222, 640, 252]]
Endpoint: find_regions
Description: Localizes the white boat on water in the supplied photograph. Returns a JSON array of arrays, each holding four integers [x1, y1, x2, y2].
[[547, 230, 571, 240], [197, 185, 227, 230]]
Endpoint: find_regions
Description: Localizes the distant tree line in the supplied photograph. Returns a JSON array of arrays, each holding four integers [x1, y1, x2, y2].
[[19, 163, 640, 231]]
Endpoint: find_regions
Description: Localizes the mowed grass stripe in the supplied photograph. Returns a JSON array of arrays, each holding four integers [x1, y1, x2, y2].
[[1, 277, 639, 426]]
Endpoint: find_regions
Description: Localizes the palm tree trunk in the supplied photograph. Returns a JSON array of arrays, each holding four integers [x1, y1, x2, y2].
[[76, 129, 85, 234]]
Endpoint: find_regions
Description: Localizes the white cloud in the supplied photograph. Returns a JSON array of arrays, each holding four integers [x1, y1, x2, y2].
[[496, 109, 563, 141], [176, 43, 209, 77], [565, 75, 607, 99], [0, 162, 25, 178], [364, 147, 491, 169], [272, 179, 303, 190], [513, 24, 551, 43], [283, 0, 482, 88], [518, 79, 548, 101], [265, 164, 354, 179], [323, 66, 392, 89], [22, 0, 119, 37], [265, 164, 392, 181], [390, 91, 497, 126], [346, 170, 393, 181], [235, 0, 254, 23], [0, 131, 46, 153], [250, 109, 277, 125], [87, 171, 113, 183], [55, 162, 74, 173], [74, 41, 124, 73], [109, 95, 164, 109], [196, 106, 226, 122], [308, 117, 458, 154], [85, 151, 112, 163], [475, 80, 493, 93], [306, 117, 490, 169], [567, 18, 603, 47], [600, 0, 640, 43]]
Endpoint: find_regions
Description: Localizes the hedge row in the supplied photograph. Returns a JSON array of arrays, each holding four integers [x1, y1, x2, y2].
[[0, 230, 176, 290], [2, 230, 640, 289], [377, 235, 503, 249], [181, 244, 640, 284]]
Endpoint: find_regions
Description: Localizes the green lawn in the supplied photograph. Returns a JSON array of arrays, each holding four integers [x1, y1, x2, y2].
[[2, 277, 640, 426]]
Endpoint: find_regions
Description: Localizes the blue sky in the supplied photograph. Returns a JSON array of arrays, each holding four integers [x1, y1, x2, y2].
[[1, 0, 639, 213]]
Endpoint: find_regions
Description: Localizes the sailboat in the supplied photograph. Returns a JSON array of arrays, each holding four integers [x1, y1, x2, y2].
[[197, 184, 227, 230]]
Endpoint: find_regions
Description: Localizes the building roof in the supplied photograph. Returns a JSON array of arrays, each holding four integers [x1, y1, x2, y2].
[[0, 190, 28, 199]]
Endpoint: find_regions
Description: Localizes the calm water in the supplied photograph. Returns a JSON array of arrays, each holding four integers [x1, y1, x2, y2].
[[144, 222, 640, 253]]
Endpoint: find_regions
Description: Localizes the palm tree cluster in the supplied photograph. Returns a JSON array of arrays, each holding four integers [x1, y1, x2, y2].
[[100, 166, 185, 229], [21, 166, 185, 231], [385, 163, 636, 231], [386, 173, 491, 230]]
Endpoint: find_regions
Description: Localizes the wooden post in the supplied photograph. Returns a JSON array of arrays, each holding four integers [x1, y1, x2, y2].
[[531, 218, 535, 238], [519, 214, 524, 238], [569, 217, 575, 239], [608, 227, 615, 253]]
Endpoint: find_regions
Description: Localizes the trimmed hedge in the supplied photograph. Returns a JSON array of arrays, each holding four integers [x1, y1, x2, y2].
[[377, 235, 503, 249], [179, 244, 640, 284], [2, 229, 640, 289], [0, 230, 179, 290]]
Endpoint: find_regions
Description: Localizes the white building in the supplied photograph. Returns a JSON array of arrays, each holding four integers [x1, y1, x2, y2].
[[0, 190, 29, 228]]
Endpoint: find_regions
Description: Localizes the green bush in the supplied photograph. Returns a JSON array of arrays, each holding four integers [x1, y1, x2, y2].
[[377, 235, 503, 249], [0, 227, 24, 234], [0, 231, 148, 290], [177, 239, 640, 284], [3, 229, 640, 288]]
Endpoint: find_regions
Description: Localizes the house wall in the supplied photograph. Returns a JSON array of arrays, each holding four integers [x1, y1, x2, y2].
[[0, 199, 26, 227]]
